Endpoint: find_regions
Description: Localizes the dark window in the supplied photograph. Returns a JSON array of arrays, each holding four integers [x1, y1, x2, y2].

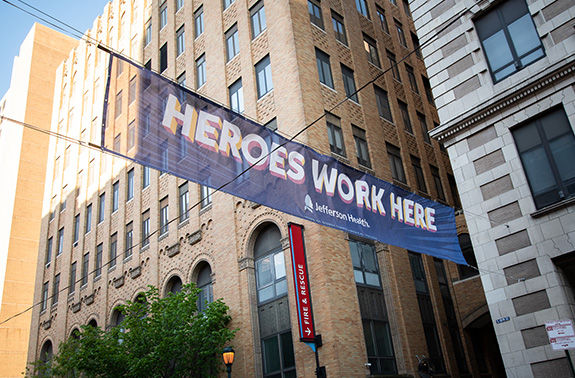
[[356, 0, 370, 18], [160, 196, 169, 235], [255, 224, 287, 304], [115, 90, 123, 118], [112, 181, 119, 212], [399, 101, 412, 133], [160, 43, 168, 72], [341, 65, 358, 103], [387, 51, 401, 81], [475, 0, 544, 82], [142, 209, 150, 246], [176, 25, 185, 56], [408, 252, 446, 373], [315, 49, 334, 88], [363, 319, 397, 374], [250, 1, 266, 39], [350, 239, 380, 287], [98, 193, 105, 223], [411, 32, 421, 58], [196, 54, 206, 88], [431, 165, 446, 201], [332, 11, 347, 45], [363, 34, 380, 68], [128, 121, 135, 150], [326, 114, 346, 157], [225, 24, 240, 61], [374, 86, 393, 122], [194, 6, 204, 38], [145, 20, 152, 45], [125, 222, 133, 259], [422, 76, 434, 104], [127, 169, 134, 200], [166, 275, 183, 295], [57, 228, 64, 255], [412, 156, 427, 193], [81, 252, 89, 286], [46, 237, 53, 266], [377, 7, 389, 33], [405, 64, 419, 93], [41, 282, 49, 311], [395, 21, 407, 46], [143, 166, 150, 188], [229, 79, 244, 113], [418, 112, 431, 144], [402, 0, 411, 17], [200, 184, 212, 208], [262, 331, 296, 378], [129, 76, 137, 104], [387, 143, 406, 183], [512, 107, 575, 209], [110, 233, 117, 268], [69, 262, 77, 294], [179, 183, 189, 222], [308, 0, 324, 29], [159, 2, 167, 29], [197, 263, 214, 312], [85, 204, 92, 233], [353, 125, 371, 168], [95, 243, 103, 276], [52, 274, 60, 306], [73, 214, 80, 244], [256, 55, 273, 98]]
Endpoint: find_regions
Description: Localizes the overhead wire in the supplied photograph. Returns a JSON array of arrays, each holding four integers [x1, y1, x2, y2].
[[0, 0, 518, 327]]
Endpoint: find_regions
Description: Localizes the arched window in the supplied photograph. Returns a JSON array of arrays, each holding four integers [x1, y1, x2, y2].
[[111, 308, 125, 328], [87, 319, 98, 328], [458, 234, 479, 279], [254, 224, 287, 304], [197, 263, 213, 312], [165, 275, 183, 296], [39, 340, 53, 376], [254, 223, 295, 378]]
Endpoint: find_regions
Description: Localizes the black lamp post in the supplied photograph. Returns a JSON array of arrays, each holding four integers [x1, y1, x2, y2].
[[222, 346, 235, 378]]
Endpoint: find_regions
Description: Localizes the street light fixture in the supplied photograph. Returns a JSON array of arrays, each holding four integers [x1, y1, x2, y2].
[[222, 346, 235, 378]]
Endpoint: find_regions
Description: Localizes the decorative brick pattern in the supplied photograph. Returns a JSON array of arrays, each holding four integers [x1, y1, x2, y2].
[[512, 290, 550, 316], [481, 174, 513, 200], [473, 149, 505, 175], [521, 325, 548, 349], [496, 229, 531, 255], [504, 259, 541, 285]]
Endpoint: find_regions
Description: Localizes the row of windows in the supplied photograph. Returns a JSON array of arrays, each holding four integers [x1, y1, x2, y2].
[[46, 169, 214, 267]]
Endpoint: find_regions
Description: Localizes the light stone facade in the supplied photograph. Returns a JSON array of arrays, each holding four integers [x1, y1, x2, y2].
[[0, 24, 77, 378], [411, 0, 575, 376], [27, 0, 504, 377]]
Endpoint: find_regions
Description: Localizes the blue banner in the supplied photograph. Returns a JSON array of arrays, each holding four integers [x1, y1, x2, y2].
[[102, 52, 466, 265]]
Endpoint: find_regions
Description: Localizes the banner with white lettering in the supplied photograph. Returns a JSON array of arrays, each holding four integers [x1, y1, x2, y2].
[[102, 52, 466, 265]]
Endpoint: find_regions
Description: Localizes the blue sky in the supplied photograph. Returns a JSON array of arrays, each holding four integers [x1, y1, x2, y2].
[[0, 0, 111, 97]]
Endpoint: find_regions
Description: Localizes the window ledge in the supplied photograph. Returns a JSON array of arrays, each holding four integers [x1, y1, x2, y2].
[[199, 204, 212, 216], [178, 218, 190, 229], [311, 22, 326, 34], [257, 89, 274, 102], [531, 196, 575, 218], [158, 232, 169, 242], [319, 82, 337, 93], [141, 244, 150, 252]]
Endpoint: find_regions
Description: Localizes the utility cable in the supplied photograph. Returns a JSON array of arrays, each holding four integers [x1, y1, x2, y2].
[[0, 0, 493, 326]]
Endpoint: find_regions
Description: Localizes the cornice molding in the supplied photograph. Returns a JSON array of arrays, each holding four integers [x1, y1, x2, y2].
[[432, 59, 575, 142]]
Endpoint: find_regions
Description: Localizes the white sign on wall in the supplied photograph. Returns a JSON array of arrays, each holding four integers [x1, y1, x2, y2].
[[546, 319, 575, 351]]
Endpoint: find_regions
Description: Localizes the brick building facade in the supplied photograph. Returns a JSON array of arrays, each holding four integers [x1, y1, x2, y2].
[[28, 0, 504, 377]]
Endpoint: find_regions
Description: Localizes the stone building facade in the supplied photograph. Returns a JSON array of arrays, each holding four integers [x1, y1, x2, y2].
[[411, 0, 575, 376], [28, 0, 504, 377]]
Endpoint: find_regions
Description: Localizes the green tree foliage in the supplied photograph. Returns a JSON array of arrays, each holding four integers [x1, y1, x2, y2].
[[27, 284, 236, 378]]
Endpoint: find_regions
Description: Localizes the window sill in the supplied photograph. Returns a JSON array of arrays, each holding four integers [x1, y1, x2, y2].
[[124, 255, 132, 263], [319, 82, 337, 93], [178, 218, 190, 228], [257, 89, 274, 102], [199, 204, 212, 215], [310, 22, 326, 34], [141, 244, 150, 252], [158, 232, 169, 242], [531, 196, 575, 218]]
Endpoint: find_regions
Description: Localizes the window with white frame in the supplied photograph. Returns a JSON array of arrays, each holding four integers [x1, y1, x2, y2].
[[250, 1, 266, 39], [229, 79, 244, 113], [255, 55, 273, 98], [315, 48, 334, 88], [225, 24, 239, 62]]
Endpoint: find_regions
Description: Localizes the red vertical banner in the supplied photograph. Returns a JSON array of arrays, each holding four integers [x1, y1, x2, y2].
[[288, 223, 316, 342]]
